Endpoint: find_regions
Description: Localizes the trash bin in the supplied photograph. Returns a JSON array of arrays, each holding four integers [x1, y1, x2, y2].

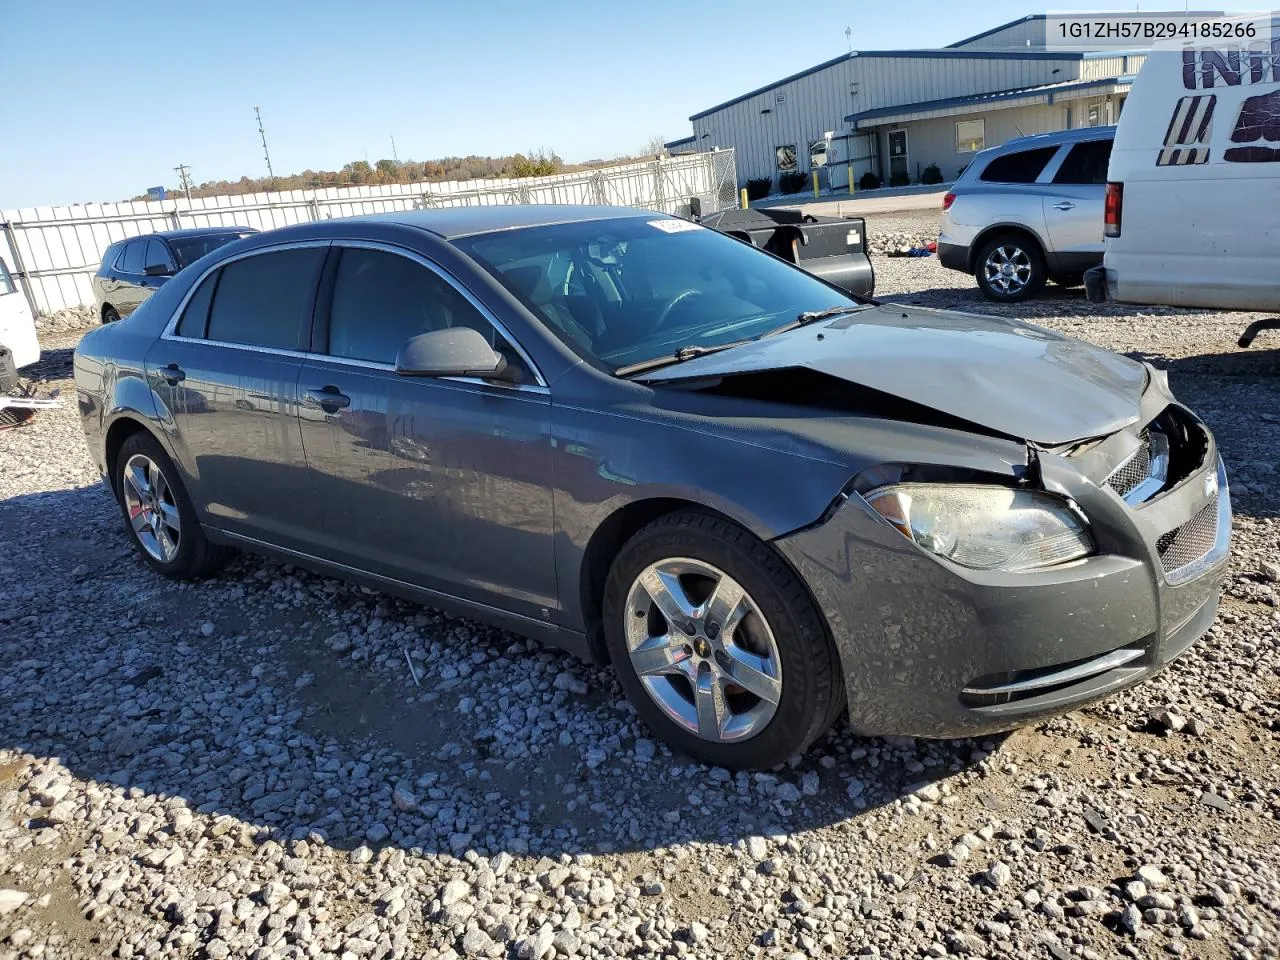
[[698, 206, 875, 297]]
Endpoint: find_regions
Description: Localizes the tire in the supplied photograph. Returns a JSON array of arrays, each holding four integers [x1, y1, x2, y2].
[[603, 510, 843, 770], [974, 233, 1046, 302], [102, 305, 121, 324], [114, 431, 229, 579]]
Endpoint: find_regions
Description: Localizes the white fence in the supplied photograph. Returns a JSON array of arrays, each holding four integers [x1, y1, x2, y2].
[[1, 150, 738, 316]]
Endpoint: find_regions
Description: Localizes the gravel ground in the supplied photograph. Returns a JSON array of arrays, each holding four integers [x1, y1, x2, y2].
[[2, 210, 1279, 960]]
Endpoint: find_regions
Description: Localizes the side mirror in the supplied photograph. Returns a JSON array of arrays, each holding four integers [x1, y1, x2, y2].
[[144, 264, 173, 277], [395, 327, 508, 380]]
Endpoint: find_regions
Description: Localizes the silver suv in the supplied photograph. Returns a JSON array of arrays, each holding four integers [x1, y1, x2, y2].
[[938, 127, 1115, 302]]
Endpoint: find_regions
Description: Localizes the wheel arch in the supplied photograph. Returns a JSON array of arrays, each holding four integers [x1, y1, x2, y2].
[[103, 415, 156, 496], [578, 497, 755, 664], [967, 223, 1048, 274]]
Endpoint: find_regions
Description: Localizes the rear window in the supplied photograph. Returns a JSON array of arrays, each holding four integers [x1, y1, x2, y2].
[[205, 248, 324, 350], [1052, 139, 1114, 185], [979, 146, 1060, 184], [169, 233, 251, 269]]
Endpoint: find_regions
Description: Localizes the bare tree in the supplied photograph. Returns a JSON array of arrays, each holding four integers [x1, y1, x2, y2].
[[643, 135, 668, 158]]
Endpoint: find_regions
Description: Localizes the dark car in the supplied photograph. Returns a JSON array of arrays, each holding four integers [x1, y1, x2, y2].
[[93, 227, 257, 324], [72, 206, 1230, 770]]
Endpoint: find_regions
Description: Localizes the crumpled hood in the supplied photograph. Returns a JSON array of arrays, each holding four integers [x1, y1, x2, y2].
[[639, 304, 1148, 445]]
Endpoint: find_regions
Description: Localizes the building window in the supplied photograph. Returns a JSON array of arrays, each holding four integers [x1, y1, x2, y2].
[[775, 145, 798, 172], [956, 119, 985, 154]]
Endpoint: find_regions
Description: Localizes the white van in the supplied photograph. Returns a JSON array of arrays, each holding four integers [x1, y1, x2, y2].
[[1087, 20, 1280, 314], [0, 254, 40, 388]]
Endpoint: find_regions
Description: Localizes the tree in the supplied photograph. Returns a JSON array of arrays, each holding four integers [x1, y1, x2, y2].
[[643, 135, 668, 158]]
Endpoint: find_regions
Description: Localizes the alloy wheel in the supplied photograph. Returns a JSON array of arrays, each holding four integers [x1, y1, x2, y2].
[[623, 558, 782, 743], [121, 453, 181, 563], [983, 244, 1033, 295]]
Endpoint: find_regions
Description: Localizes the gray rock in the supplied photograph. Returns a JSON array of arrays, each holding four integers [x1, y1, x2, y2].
[[1136, 865, 1169, 890], [0, 890, 29, 915], [985, 861, 1012, 888]]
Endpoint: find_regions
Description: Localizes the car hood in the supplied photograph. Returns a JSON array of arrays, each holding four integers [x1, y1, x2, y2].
[[638, 304, 1147, 445]]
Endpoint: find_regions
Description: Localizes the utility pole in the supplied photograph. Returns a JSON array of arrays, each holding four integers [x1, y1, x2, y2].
[[255, 105, 276, 191], [845, 26, 852, 53], [173, 163, 193, 201], [391, 135, 400, 164]]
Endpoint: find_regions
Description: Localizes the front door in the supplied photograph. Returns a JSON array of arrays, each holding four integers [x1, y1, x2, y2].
[[888, 130, 909, 182], [146, 244, 328, 552], [296, 244, 558, 621]]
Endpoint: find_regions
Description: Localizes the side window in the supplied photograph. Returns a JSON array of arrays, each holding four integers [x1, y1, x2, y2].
[[206, 248, 325, 350], [1052, 139, 1113, 185], [119, 240, 146, 275], [979, 146, 1060, 184], [174, 270, 218, 338], [327, 248, 514, 368], [0, 257, 14, 296], [144, 238, 175, 273]]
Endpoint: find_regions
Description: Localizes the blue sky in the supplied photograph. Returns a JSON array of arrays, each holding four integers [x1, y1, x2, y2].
[[5, 0, 1149, 208]]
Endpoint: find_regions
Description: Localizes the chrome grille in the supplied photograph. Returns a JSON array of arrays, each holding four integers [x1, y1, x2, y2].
[[1108, 429, 1151, 499], [1158, 494, 1220, 576]]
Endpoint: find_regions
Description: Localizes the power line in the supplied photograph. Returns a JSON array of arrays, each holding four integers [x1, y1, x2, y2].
[[255, 105, 276, 191], [173, 164, 193, 202]]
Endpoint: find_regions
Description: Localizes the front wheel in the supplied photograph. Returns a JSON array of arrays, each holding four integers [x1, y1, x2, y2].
[[603, 511, 843, 770], [102, 305, 121, 324], [975, 234, 1046, 302]]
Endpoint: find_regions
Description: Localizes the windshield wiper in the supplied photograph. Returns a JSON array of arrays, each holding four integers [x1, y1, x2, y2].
[[757, 303, 869, 341], [614, 343, 742, 378], [796, 304, 867, 324]]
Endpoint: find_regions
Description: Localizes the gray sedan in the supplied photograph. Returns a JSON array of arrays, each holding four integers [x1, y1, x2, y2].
[[72, 205, 1231, 770]]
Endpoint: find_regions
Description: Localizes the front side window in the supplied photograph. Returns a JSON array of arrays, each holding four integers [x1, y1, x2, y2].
[[1052, 139, 1113, 185], [979, 146, 1060, 184], [119, 240, 147, 275], [205, 247, 324, 350], [455, 217, 867, 373], [956, 119, 986, 154], [326, 247, 506, 365]]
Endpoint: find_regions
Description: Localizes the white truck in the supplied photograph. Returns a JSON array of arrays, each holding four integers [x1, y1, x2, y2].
[[0, 253, 39, 389], [1085, 17, 1280, 344]]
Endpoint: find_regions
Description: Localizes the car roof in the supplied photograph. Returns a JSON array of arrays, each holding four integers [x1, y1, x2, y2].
[[147, 227, 260, 240], [993, 126, 1116, 153], [349, 204, 656, 240]]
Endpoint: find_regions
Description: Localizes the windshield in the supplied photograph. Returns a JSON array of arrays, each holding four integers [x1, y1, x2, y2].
[[454, 217, 866, 372], [169, 233, 251, 269]]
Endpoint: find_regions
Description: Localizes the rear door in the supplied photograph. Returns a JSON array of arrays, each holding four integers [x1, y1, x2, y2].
[[296, 242, 558, 621], [146, 243, 328, 552], [115, 239, 149, 316], [1041, 137, 1113, 274]]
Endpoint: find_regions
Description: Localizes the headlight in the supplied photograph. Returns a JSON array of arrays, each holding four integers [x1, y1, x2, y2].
[[865, 484, 1093, 573]]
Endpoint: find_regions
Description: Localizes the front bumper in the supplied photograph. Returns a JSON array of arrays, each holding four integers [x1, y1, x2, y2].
[[775, 415, 1230, 739]]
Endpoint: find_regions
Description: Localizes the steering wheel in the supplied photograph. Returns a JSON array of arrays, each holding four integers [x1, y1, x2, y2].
[[655, 289, 704, 329]]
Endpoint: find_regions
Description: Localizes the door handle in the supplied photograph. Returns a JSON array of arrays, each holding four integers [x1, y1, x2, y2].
[[1053, 201, 1076, 211], [305, 386, 350, 413], [160, 363, 185, 385]]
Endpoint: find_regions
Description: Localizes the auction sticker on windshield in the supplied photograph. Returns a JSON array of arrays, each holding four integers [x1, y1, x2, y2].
[[648, 219, 704, 233]]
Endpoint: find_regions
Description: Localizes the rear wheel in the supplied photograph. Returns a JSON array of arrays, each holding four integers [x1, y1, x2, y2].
[[603, 510, 843, 770], [101, 305, 120, 324], [975, 233, 1046, 302], [114, 432, 228, 579]]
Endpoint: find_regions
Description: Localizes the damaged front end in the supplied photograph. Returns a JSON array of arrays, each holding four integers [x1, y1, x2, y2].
[[763, 364, 1230, 738]]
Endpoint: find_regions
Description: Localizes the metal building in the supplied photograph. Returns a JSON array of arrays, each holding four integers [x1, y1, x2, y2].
[[670, 16, 1144, 191]]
